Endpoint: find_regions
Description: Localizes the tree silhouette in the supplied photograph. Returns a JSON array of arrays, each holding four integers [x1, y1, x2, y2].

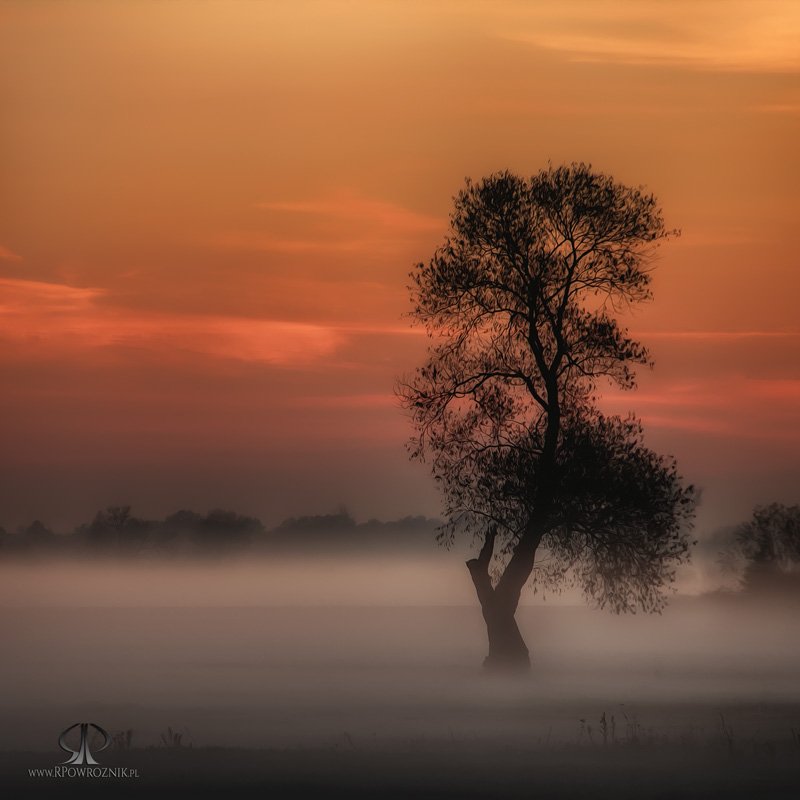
[[725, 504, 800, 593], [79, 505, 151, 552], [399, 164, 696, 669]]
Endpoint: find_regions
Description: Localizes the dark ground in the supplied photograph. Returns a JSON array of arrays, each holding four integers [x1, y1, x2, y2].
[[3, 739, 800, 799]]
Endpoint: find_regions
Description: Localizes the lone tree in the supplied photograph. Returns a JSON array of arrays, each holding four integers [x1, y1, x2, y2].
[[399, 164, 696, 669]]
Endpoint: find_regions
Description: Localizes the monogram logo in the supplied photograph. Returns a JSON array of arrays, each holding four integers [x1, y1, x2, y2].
[[58, 722, 110, 766]]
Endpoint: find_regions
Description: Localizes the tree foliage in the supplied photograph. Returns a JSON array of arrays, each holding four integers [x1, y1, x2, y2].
[[725, 504, 800, 591], [399, 164, 695, 613]]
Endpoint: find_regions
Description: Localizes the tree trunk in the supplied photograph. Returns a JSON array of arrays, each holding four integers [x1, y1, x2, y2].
[[480, 597, 530, 670], [466, 526, 531, 671]]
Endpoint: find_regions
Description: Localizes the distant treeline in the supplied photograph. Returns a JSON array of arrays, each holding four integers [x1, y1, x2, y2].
[[0, 507, 443, 558]]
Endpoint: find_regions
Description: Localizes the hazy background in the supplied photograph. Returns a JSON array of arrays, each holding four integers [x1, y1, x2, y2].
[[1, 0, 799, 545]]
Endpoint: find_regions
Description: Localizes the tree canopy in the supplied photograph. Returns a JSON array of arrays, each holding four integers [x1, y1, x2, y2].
[[400, 164, 696, 623]]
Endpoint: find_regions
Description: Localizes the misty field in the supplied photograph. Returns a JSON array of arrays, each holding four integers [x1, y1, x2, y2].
[[1, 562, 799, 797]]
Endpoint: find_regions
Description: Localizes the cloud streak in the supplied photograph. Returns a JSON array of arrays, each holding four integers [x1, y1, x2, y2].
[[0, 278, 343, 367], [635, 330, 800, 341], [498, 1, 800, 72], [602, 377, 800, 442], [210, 190, 443, 256], [256, 191, 443, 234]]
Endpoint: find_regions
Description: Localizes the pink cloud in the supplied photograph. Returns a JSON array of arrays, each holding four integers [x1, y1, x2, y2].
[[0, 278, 343, 367], [601, 375, 800, 442], [634, 330, 800, 341]]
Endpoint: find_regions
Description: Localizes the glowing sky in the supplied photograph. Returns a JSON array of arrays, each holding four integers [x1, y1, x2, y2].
[[1, 1, 799, 532]]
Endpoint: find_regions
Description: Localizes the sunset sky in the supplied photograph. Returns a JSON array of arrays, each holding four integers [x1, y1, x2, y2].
[[1, 1, 799, 535]]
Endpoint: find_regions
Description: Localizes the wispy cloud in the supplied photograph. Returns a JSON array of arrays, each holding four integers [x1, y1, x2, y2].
[[635, 330, 800, 341], [602, 376, 800, 441], [0, 277, 101, 312], [498, 1, 800, 72], [211, 190, 443, 256], [0, 278, 343, 367], [255, 192, 443, 234], [0, 277, 424, 368]]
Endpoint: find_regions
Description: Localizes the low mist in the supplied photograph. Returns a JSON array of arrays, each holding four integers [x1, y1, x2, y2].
[[1, 556, 799, 755]]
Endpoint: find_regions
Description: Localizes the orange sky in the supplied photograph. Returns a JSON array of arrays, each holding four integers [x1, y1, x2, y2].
[[1, 1, 799, 532]]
